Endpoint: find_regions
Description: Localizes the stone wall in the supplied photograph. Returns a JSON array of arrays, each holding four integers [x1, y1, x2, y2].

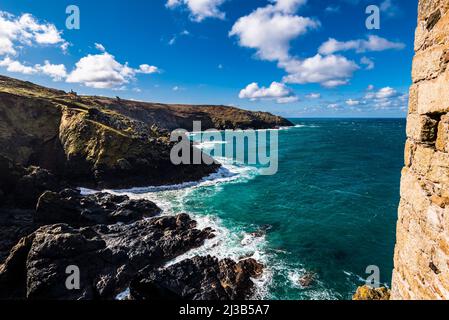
[[391, 0, 449, 300]]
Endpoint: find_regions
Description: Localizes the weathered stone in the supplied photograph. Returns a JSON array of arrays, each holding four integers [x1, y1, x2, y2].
[[412, 45, 449, 82], [0, 214, 215, 300], [408, 85, 419, 115], [406, 114, 438, 142], [417, 70, 449, 114], [436, 114, 449, 151], [35, 188, 161, 226], [427, 9, 442, 31], [129, 256, 263, 300], [353, 286, 391, 300], [410, 144, 434, 176], [393, 0, 449, 300]]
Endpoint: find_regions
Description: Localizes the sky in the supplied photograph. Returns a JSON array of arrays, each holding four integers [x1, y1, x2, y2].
[[0, 0, 418, 118]]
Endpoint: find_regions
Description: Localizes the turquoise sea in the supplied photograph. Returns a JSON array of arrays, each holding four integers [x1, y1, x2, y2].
[[104, 118, 406, 300]]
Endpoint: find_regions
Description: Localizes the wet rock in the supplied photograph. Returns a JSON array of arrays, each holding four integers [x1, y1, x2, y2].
[[353, 285, 391, 300], [0, 209, 34, 264], [35, 188, 161, 226], [15, 166, 63, 208], [0, 214, 215, 300], [0, 155, 63, 209], [130, 256, 263, 300], [298, 272, 316, 288]]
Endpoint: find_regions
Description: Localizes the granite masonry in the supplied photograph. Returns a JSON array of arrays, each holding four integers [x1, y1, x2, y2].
[[391, 0, 449, 300]]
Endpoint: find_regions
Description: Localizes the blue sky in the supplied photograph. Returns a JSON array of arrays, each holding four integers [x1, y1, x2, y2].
[[0, 0, 417, 117]]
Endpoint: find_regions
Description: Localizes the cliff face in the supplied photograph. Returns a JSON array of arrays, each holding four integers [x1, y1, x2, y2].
[[391, 0, 449, 299], [0, 75, 291, 188]]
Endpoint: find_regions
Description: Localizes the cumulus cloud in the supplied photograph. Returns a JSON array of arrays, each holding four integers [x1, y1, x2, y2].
[[0, 11, 68, 56], [239, 82, 298, 104], [66, 53, 134, 89], [365, 86, 398, 100], [317, 86, 407, 113], [0, 57, 67, 82], [230, 1, 360, 88], [345, 99, 360, 106], [360, 56, 375, 70], [0, 57, 36, 74], [35, 60, 67, 81], [230, 0, 318, 62], [280, 54, 359, 88], [318, 35, 405, 55], [137, 64, 160, 74], [166, 0, 226, 22], [95, 43, 106, 52]]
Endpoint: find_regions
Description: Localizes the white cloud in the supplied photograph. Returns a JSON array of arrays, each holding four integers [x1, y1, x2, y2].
[[239, 81, 298, 104], [137, 64, 160, 74], [95, 43, 106, 52], [380, 0, 400, 17], [346, 99, 360, 106], [363, 86, 406, 110], [230, 1, 318, 62], [365, 86, 398, 100], [280, 54, 359, 88], [0, 11, 68, 56], [35, 60, 67, 81], [166, 0, 226, 22], [168, 30, 190, 45], [325, 6, 340, 14], [306, 93, 321, 99], [230, 1, 361, 88], [360, 56, 375, 70], [0, 57, 36, 74], [327, 103, 340, 109], [318, 35, 405, 55]]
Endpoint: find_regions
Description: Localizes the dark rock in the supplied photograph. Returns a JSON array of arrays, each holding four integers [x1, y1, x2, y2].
[[130, 256, 263, 301], [15, 166, 63, 208], [1, 75, 292, 190], [0, 209, 34, 264], [0, 214, 215, 300], [0, 155, 63, 209], [298, 272, 316, 288], [35, 189, 161, 226], [426, 9, 441, 31]]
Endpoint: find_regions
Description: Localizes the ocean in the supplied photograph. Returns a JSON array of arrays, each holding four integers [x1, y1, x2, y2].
[[96, 118, 406, 300]]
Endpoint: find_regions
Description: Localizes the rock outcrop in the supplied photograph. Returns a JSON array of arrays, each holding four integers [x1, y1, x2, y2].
[[0, 75, 273, 301], [0, 75, 292, 189], [391, 0, 449, 300], [35, 189, 161, 226], [130, 256, 264, 300], [0, 214, 215, 300], [353, 286, 391, 301]]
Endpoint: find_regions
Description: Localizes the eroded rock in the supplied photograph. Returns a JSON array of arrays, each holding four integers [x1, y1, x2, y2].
[[353, 285, 391, 300], [130, 256, 263, 300], [0, 214, 215, 300], [35, 189, 161, 226]]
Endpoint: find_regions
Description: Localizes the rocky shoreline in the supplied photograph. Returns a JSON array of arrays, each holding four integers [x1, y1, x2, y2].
[[0, 75, 290, 300]]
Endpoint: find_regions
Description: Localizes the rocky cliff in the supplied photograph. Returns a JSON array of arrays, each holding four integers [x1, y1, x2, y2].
[[391, 0, 449, 299], [0, 75, 280, 299], [0, 75, 292, 189]]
